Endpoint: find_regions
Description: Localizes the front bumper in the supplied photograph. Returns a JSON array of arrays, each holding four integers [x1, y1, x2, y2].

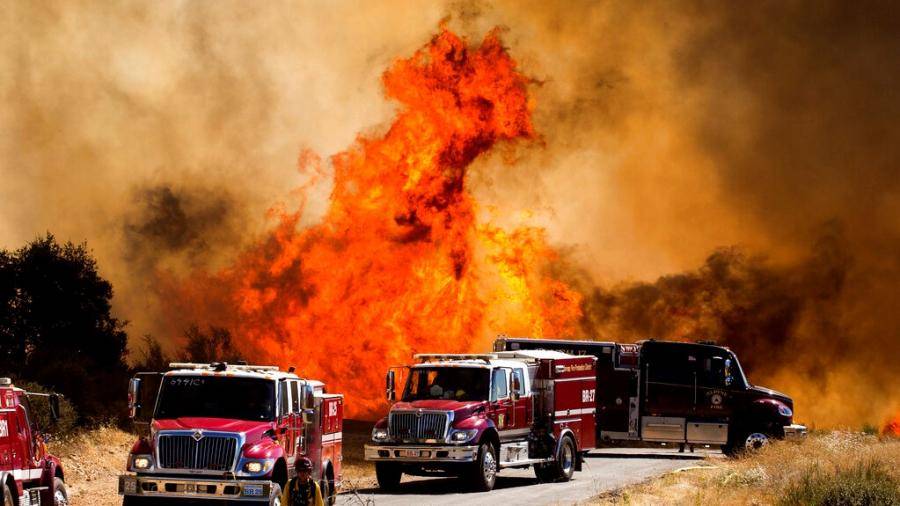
[[364, 444, 478, 463], [783, 423, 808, 440], [118, 474, 272, 501]]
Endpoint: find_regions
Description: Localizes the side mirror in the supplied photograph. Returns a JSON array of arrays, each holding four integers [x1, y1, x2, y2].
[[511, 376, 521, 401], [48, 394, 61, 423], [386, 370, 396, 402], [724, 359, 734, 387], [300, 384, 315, 425], [128, 378, 142, 419]]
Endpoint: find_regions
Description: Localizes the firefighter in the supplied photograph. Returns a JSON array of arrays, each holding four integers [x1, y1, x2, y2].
[[281, 457, 324, 506]]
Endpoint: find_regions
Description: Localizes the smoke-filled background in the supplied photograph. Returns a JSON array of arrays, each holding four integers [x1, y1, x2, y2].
[[1, 0, 898, 428]]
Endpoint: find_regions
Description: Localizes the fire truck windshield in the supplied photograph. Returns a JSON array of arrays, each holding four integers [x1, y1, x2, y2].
[[154, 376, 275, 421], [402, 367, 489, 402]]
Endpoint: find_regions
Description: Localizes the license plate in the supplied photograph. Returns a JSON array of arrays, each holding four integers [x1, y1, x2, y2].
[[404, 449, 420, 457], [243, 484, 264, 497]]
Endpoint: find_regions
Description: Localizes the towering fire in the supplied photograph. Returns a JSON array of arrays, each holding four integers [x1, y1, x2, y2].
[[162, 28, 581, 419]]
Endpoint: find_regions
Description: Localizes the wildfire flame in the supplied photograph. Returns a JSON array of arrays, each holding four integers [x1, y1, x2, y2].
[[163, 28, 582, 419], [884, 413, 900, 437]]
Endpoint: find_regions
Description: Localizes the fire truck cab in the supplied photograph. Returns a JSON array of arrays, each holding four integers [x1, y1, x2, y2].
[[0, 378, 67, 506], [495, 337, 807, 454], [365, 351, 597, 491], [118, 363, 343, 505]]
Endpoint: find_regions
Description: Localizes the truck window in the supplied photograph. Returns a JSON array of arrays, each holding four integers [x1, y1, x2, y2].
[[491, 369, 509, 401], [290, 381, 300, 412], [647, 351, 695, 385], [701, 355, 728, 388], [279, 381, 290, 417], [403, 367, 489, 402], [154, 376, 275, 421], [511, 368, 526, 396]]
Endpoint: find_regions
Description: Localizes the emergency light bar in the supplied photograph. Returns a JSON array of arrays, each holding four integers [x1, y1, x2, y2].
[[168, 362, 281, 372], [414, 354, 496, 363]]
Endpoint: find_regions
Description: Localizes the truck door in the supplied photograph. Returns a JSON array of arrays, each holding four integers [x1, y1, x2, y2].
[[694, 351, 736, 420], [0, 411, 11, 468], [509, 367, 530, 434], [288, 380, 302, 459], [488, 368, 514, 437], [642, 348, 697, 419], [278, 380, 295, 460]]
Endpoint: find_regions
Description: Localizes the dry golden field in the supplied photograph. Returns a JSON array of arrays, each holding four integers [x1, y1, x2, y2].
[[591, 432, 900, 506]]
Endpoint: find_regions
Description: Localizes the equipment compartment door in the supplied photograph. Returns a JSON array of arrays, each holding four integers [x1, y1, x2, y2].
[[642, 348, 697, 422]]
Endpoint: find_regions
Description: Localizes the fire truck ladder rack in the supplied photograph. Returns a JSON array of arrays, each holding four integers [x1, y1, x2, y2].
[[414, 354, 496, 363], [168, 362, 282, 372]]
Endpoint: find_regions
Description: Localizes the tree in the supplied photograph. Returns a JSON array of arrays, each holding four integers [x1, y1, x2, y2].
[[0, 234, 129, 422], [181, 325, 243, 363]]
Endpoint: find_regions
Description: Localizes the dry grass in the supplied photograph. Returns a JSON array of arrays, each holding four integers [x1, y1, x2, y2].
[[46, 422, 377, 506], [591, 432, 900, 505], [50, 425, 134, 506]]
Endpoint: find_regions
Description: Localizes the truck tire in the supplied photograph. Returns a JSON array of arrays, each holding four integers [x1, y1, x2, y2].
[[536, 436, 576, 482], [466, 441, 498, 492], [375, 462, 402, 491], [51, 478, 69, 505], [723, 430, 770, 456], [3, 482, 13, 506]]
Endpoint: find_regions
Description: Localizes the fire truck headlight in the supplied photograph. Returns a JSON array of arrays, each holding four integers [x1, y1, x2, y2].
[[777, 404, 793, 417], [372, 428, 390, 442], [131, 455, 152, 470], [243, 461, 264, 473], [451, 430, 477, 443]]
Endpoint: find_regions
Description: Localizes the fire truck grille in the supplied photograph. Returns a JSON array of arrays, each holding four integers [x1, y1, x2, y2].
[[389, 412, 448, 441], [158, 434, 238, 471]]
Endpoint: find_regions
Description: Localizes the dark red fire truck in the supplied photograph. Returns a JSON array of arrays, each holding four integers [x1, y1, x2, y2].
[[494, 337, 807, 454], [119, 363, 343, 505], [0, 378, 68, 506], [365, 350, 597, 491]]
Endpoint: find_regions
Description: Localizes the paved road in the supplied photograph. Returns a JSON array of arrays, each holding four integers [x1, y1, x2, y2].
[[338, 448, 721, 505]]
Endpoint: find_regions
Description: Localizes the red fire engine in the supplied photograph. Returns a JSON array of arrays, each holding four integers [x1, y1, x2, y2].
[[118, 363, 343, 505], [365, 350, 597, 491], [0, 378, 68, 506]]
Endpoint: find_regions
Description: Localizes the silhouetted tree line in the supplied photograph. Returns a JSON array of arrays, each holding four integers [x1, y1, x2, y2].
[[1, 234, 243, 425], [0, 234, 129, 423], [133, 326, 243, 372]]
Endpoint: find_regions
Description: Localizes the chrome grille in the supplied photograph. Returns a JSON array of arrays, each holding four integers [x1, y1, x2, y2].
[[158, 434, 238, 471], [389, 411, 449, 441]]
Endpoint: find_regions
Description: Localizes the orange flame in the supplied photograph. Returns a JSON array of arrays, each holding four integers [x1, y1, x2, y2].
[[884, 413, 900, 437], [161, 28, 581, 419]]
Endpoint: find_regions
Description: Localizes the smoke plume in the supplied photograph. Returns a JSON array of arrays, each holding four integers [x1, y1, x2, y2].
[[1, 1, 898, 426]]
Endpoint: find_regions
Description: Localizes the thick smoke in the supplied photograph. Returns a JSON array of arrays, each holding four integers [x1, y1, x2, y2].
[[2, 1, 898, 427]]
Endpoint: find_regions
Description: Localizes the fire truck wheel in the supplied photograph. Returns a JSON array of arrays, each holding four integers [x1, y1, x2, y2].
[[2, 482, 14, 506], [467, 442, 498, 492], [537, 436, 576, 483], [51, 478, 69, 505], [375, 462, 402, 491]]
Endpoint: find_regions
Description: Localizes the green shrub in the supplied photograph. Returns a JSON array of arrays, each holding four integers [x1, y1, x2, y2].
[[779, 460, 900, 506], [12, 380, 79, 436]]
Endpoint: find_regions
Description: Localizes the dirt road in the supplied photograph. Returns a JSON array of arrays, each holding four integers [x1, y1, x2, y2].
[[338, 448, 721, 506]]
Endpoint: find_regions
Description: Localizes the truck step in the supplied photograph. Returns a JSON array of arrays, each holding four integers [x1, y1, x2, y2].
[[499, 457, 553, 469]]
